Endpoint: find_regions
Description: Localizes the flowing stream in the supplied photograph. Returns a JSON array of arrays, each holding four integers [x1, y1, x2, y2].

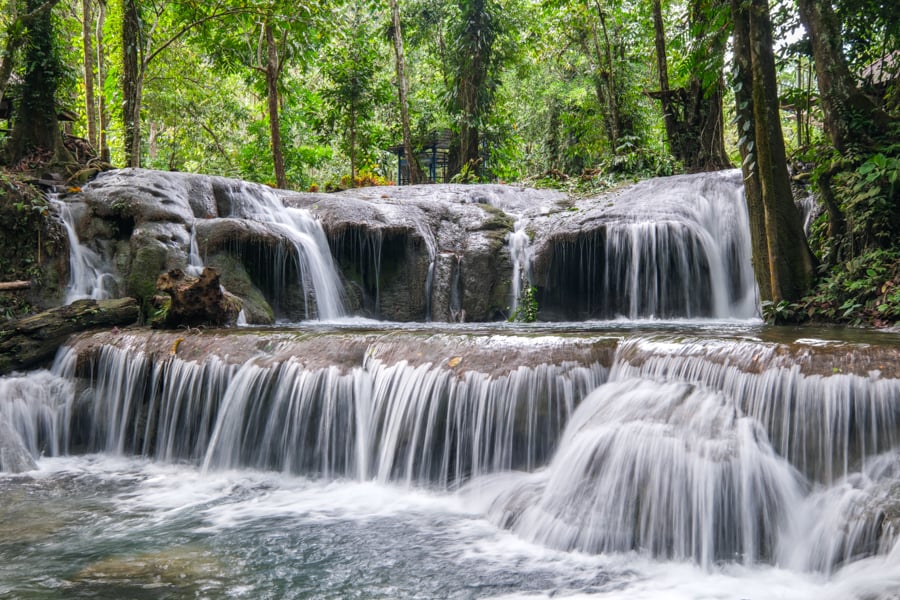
[[1, 324, 898, 598], [1, 172, 898, 598]]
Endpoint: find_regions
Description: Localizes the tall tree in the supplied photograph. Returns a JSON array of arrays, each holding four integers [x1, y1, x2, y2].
[[120, 1, 253, 168], [4, 0, 72, 165], [263, 17, 286, 188], [796, 0, 888, 153], [649, 0, 730, 171], [96, 0, 109, 161], [447, 0, 501, 176], [81, 0, 97, 148], [122, 0, 141, 166], [0, 0, 62, 108], [322, 2, 388, 186], [731, 0, 816, 302], [389, 0, 424, 184]]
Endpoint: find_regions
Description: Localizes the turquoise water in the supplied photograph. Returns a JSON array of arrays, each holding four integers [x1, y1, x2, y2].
[[2, 456, 897, 600]]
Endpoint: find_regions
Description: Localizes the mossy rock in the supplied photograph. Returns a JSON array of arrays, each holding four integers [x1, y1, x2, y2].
[[126, 241, 168, 314], [206, 252, 274, 324]]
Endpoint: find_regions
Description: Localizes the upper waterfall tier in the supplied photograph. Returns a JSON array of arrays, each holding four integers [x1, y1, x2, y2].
[[57, 168, 759, 323]]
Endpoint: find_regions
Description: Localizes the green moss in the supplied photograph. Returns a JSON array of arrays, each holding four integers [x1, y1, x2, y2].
[[478, 203, 515, 232], [127, 242, 168, 317], [207, 252, 274, 324]]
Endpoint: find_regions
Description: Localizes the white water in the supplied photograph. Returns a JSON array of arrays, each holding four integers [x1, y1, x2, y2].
[[541, 171, 759, 320], [508, 219, 532, 316], [71, 344, 605, 486], [210, 182, 347, 320], [2, 454, 897, 599], [52, 197, 117, 302]]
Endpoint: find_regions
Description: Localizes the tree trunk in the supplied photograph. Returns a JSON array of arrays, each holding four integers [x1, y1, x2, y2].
[[349, 106, 357, 185], [586, 2, 619, 150], [81, 0, 97, 149], [733, 0, 816, 303], [0, 297, 139, 375], [389, 0, 424, 184], [731, 0, 770, 301], [96, 0, 109, 161], [265, 20, 287, 189], [796, 0, 886, 153], [5, 0, 72, 165], [652, 0, 678, 155], [0, 12, 19, 110], [649, 0, 730, 171], [122, 0, 141, 167]]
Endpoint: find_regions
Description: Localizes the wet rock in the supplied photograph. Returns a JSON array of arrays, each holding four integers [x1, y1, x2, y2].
[[151, 267, 239, 329], [205, 252, 274, 325]]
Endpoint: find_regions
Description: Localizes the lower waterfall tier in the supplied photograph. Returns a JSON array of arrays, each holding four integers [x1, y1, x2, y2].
[[1, 324, 899, 575]]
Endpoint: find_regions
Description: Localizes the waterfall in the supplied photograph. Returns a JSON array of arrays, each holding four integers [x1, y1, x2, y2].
[[0, 347, 75, 461], [540, 171, 758, 320], [52, 197, 117, 302], [508, 219, 531, 315], [217, 182, 346, 320], [472, 378, 803, 567], [466, 334, 900, 572], [1, 328, 898, 588], [57, 343, 607, 488]]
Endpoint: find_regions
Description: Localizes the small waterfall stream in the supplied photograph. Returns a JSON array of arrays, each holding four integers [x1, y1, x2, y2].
[[52, 197, 117, 302]]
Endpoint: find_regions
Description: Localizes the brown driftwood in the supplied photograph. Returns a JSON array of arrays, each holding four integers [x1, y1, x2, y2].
[[0, 280, 31, 291], [151, 267, 239, 329], [0, 297, 139, 375]]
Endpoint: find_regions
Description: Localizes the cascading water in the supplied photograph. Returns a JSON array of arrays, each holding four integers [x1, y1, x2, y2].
[[213, 181, 346, 320], [508, 220, 532, 316], [52, 197, 118, 302], [538, 171, 758, 320], [4, 171, 900, 599], [50, 340, 606, 487]]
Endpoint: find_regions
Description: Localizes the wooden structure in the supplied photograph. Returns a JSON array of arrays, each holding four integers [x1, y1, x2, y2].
[[387, 129, 452, 185]]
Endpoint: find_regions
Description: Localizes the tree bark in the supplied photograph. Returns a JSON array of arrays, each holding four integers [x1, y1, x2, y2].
[[122, 0, 141, 167], [733, 0, 816, 303], [796, 0, 887, 153], [81, 0, 97, 149], [389, 0, 424, 184], [264, 20, 287, 189], [652, 0, 678, 155], [0, 281, 31, 291], [0, 297, 139, 375], [5, 0, 72, 165], [96, 0, 109, 161], [731, 1, 770, 301]]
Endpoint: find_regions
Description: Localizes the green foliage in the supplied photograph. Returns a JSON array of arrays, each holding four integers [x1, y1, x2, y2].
[[509, 285, 539, 323], [319, 2, 392, 182], [765, 248, 900, 327], [449, 159, 481, 183], [807, 137, 900, 260], [0, 174, 63, 319]]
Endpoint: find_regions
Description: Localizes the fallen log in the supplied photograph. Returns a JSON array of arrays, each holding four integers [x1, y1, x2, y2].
[[0, 297, 139, 375], [0, 281, 31, 291]]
